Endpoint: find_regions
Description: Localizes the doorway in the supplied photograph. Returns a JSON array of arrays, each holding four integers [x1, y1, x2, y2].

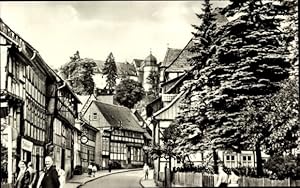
[[61, 149, 65, 170], [127, 147, 131, 164]]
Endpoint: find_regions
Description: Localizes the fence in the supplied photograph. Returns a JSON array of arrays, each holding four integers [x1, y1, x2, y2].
[[172, 172, 217, 187], [171, 172, 300, 187]]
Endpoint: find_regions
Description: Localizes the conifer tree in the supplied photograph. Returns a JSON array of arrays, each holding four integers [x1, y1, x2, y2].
[[102, 52, 118, 94], [174, 0, 295, 176], [173, 0, 222, 172], [200, 0, 293, 176]]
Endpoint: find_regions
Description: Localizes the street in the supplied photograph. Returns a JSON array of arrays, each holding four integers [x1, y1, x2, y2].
[[82, 170, 144, 188]]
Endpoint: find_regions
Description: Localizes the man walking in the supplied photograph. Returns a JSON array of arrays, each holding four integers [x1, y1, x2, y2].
[[108, 160, 112, 173]]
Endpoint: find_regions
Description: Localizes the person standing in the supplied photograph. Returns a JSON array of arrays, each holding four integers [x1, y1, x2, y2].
[[26, 162, 36, 188], [143, 163, 150, 180], [36, 156, 60, 188], [108, 160, 112, 173], [215, 164, 229, 187], [87, 163, 93, 177], [15, 160, 30, 188], [92, 164, 97, 177]]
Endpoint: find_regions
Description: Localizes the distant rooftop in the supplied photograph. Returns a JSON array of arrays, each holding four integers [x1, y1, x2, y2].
[[93, 101, 144, 133]]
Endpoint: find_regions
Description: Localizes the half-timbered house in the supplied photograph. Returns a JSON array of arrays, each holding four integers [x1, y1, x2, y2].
[[82, 100, 146, 168]]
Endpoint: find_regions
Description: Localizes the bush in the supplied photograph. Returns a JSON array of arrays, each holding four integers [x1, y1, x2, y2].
[[264, 154, 299, 180]]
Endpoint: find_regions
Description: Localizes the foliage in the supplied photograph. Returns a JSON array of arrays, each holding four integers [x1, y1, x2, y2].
[[150, 144, 163, 160], [146, 70, 160, 102], [201, 0, 292, 152], [60, 51, 96, 95], [173, 0, 221, 157], [174, 165, 215, 174], [282, 0, 298, 78], [189, 0, 217, 69], [102, 52, 118, 94], [240, 77, 299, 156], [172, 0, 295, 177], [114, 78, 145, 109], [150, 121, 182, 160], [264, 154, 300, 180]]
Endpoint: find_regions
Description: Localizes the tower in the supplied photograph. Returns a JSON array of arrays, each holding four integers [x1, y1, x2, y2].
[[143, 52, 159, 92]]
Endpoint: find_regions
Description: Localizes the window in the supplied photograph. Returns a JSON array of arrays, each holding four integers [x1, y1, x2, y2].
[[242, 155, 252, 167], [226, 155, 235, 168], [92, 113, 97, 120]]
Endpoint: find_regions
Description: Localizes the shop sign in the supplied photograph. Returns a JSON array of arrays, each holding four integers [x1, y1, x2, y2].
[[21, 138, 33, 152]]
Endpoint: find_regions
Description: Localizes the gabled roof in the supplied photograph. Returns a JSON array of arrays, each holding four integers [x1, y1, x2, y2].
[[132, 59, 143, 69], [93, 101, 144, 133], [165, 39, 194, 73], [80, 117, 99, 132], [0, 18, 80, 104], [161, 73, 186, 87], [94, 60, 137, 76], [153, 90, 187, 117], [77, 94, 97, 113], [165, 73, 189, 94], [143, 129, 152, 140], [161, 48, 182, 68], [163, 11, 228, 74]]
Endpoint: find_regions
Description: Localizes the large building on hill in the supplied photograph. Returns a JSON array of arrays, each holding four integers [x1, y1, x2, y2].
[[92, 52, 160, 92], [92, 60, 138, 90], [132, 53, 160, 92]]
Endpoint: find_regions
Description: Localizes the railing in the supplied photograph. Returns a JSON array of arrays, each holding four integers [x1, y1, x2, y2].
[[161, 94, 177, 102]]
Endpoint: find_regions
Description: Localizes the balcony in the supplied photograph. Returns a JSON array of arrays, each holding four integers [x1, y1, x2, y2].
[[161, 94, 177, 102]]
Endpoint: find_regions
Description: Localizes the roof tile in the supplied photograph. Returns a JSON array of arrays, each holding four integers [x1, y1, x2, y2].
[[93, 101, 144, 133]]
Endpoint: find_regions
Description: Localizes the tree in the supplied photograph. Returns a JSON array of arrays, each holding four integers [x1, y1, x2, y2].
[[174, 0, 294, 176], [114, 78, 145, 109], [173, 0, 222, 173], [102, 52, 118, 94], [146, 70, 160, 102], [60, 51, 97, 95], [240, 77, 299, 157], [150, 121, 181, 169], [282, 0, 298, 78], [201, 0, 293, 176], [264, 154, 300, 180]]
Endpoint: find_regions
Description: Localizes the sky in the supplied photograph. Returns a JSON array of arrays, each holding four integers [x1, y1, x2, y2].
[[0, 1, 229, 69]]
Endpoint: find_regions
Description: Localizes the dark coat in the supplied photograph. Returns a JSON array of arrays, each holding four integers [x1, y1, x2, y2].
[[15, 171, 30, 188], [40, 166, 60, 188]]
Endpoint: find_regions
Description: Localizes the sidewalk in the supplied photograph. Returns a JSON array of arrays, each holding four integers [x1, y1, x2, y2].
[[65, 168, 142, 188], [140, 169, 159, 188]]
